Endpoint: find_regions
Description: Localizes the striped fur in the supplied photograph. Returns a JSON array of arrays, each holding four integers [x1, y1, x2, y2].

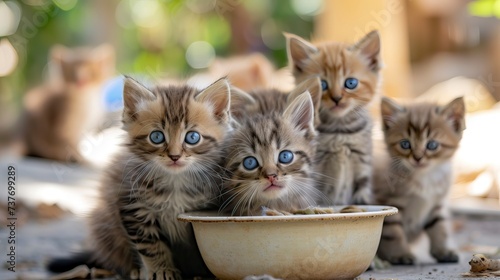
[[87, 77, 231, 279], [286, 31, 382, 205], [221, 92, 320, 216], [373, 97, 465, 264], [230, 76, 323, 127]]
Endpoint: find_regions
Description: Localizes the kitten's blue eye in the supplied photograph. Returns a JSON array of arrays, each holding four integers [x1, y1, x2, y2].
[[185, 131, 201, 145], [278, 150, 294, 164], [400, 140, 411, 150], [321, 79, 329, 91], [149, 131, 165, 144], [426, 140, 439, 151], [344, 78, 358, 90], [242, 156, 258, 170]]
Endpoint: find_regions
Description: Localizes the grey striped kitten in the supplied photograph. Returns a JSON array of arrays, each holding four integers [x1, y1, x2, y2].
[[221, 92, 319, 216], [49, 77, 232, 279], [286, 31, 382, 205], [374, 97, 465, 265]]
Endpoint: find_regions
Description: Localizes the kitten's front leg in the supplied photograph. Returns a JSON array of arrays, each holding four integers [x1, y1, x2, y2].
[[377, 213, 415, 265], [350, 142, 373, 205], [139, 248, 181, 280], [121, 211, 181, 280], [315, 149, 347, 205], [425, 208, 459, 263], [351, 167, 372, 205]]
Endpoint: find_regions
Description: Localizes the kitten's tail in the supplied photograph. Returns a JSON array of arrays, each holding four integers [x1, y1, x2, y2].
[[46, 251, 103, 273]]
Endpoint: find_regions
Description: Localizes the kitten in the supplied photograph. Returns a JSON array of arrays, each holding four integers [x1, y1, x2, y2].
[[221, 92, 319, 216], [48, 77, 231, 279], [188, 53, 276, 91], [20, 44, 114, 163], [373, 97, 466, 265], [285, 31, 382, 205]]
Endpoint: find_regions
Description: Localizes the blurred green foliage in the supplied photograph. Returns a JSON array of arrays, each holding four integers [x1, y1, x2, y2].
[[1, 0, 315, 108], [468, 0, 500, 18]]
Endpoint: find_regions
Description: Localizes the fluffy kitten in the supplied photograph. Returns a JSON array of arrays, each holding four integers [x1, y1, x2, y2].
[[49, 77, 231, 279], [20, 44, 114, 163], [188, 53, 276, 91], [373, 97, 466, 265], [221, 92, 318, 216], [285, 31, 382, 205]]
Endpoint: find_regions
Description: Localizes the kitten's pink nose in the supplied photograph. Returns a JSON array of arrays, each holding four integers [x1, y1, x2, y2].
[[267, 174, 277, 182], [168, 155, 181, 162]]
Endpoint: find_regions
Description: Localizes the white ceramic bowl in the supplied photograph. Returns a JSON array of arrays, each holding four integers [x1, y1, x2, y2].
[[178, 205, 397, 280]]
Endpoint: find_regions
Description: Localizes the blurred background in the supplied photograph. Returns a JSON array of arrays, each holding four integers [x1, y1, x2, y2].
[[0, 0, 498, 213], [1, 0, 500, 117], [0, 0, 498, 221], [1, 0, 500, 277], [0, 0, 315, 125]]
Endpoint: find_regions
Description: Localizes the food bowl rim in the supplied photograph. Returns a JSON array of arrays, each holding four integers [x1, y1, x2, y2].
[[178, 205, 398, 223]]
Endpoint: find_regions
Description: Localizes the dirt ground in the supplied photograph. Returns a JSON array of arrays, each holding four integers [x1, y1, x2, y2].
[[1, 157, 499, 280]]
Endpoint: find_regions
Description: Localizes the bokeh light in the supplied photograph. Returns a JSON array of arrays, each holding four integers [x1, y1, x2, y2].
[[468, 0, 500, 18], [291, 0, 323, 18], [186, 0, 216, 14], [261, 19, 285, 50], [52, 0, 78, 11], [115, 0, 134, 29], [0, 0, 21, 37], [131, 0, 163, 28], [0, 38, 18, 77], [185, 41, 215, 69]]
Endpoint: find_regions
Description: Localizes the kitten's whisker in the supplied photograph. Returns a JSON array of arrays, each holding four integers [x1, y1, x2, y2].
[[220, 184, 251, 214], [246, 184, 261, 216]]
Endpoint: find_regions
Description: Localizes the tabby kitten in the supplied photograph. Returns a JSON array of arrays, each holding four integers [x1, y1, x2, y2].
[[21, 44, 114, 163], [373, 97, 466, 265], [222, 92, 318, 216], [285, 31, 382, 205], [49, 77, 231, 279]]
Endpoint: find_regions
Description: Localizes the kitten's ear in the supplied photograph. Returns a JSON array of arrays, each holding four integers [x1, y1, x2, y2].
[[285, 32, 318, 73], [50, 45, 69, 64], [196, 77, 231, 123], [440, 97, 466, 133], [230, 86, 256, 108], [287, 76, 322, 127], [123, 77, 156, 118], [284, 92, 315, 134], [381, 97, 405, 130], [92, 44, 114, 60], [228, 86, 255, 122], [49, 45, 69, 80], [354, 30, 381, 71], [92, 44, 115, 76]]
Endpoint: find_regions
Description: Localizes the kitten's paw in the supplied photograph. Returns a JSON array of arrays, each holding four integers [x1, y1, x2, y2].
[[244, 275, 281, 280], [351, 186, 372, 205], [386, 253, 416, 265], [147, 269, 181, 280], [262, 207, 291, 216], [433, 249, 459, 263], [130, 269, 140, 280]]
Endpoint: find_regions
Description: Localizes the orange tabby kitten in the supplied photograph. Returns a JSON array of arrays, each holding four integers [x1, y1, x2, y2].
[[286, 31, 382, 205], [374, 97, 465, 264], [20, 44, 114, 162]]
